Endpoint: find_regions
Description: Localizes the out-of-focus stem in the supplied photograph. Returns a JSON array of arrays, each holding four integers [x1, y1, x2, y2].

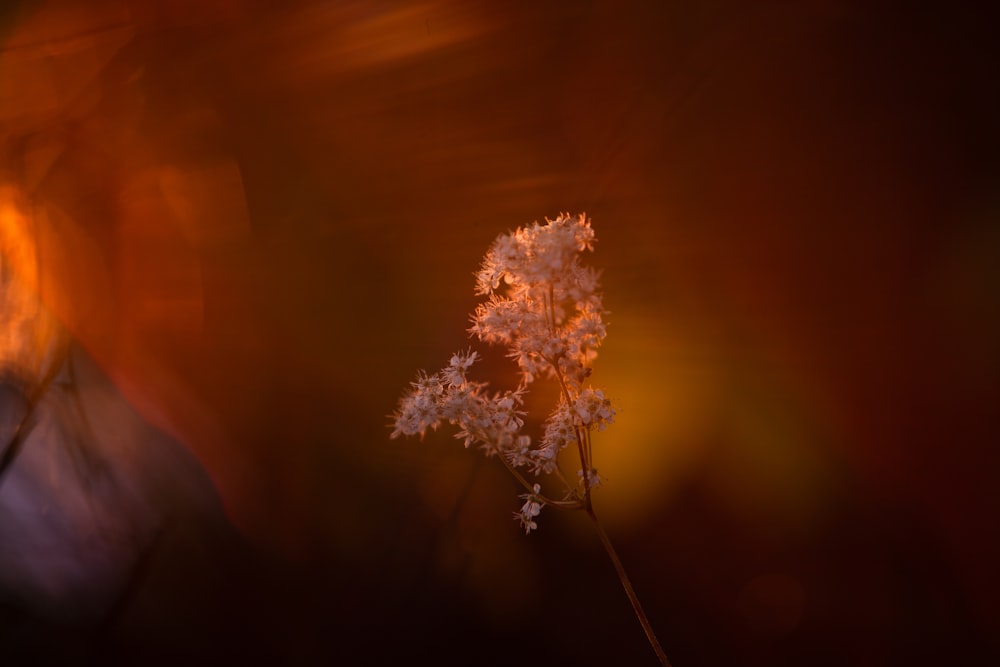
[[586, 506, 671, 667]]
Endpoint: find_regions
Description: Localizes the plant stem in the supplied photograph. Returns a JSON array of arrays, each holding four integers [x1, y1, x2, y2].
[[496, 453, 581, 509], [586, 506, 671, 667]]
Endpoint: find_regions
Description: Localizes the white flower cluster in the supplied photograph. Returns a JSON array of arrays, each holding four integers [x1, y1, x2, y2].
[[390, 350, 526, 456], [391, 213, 615, 533], [469, 213, 605, 385]]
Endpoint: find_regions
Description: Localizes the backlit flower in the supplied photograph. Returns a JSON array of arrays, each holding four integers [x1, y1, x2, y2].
[[391, 213, 615, 532]]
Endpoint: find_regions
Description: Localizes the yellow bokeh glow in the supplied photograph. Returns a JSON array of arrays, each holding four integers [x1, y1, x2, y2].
[[585, 310, 723, 531]]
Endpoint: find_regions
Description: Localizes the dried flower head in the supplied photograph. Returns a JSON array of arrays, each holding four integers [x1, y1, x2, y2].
[[390, 214, 672, 666], [391, 213, 614, 532]]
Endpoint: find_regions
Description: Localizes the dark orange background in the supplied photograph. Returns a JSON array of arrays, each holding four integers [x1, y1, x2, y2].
[[2, 1, 998, 665]]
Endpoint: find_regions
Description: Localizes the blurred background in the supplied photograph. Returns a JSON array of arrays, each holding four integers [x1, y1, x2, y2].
[[1, 0, 998, 665]]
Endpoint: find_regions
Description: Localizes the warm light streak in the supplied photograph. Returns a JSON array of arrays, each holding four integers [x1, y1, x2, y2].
[[278, 1, 495, 78], [0, 4, 133, 128], [0, 186, 59, 383]]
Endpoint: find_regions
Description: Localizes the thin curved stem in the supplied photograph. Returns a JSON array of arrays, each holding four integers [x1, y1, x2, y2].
[[495, 452, 581, 509], [586, 506, 671, 667]]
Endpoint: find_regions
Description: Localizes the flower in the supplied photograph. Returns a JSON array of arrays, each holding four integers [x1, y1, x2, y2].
[[577, 467, 604, 490], [515, 484, 544, 534], [539, 400, 576, 472], [390, 213, 616, 532], [441, 349, 478, 387], [389, 371, 446, 440], [468, 213, 608, 389], [390, 215, 673, 664], [574, 388, 615, 430]]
